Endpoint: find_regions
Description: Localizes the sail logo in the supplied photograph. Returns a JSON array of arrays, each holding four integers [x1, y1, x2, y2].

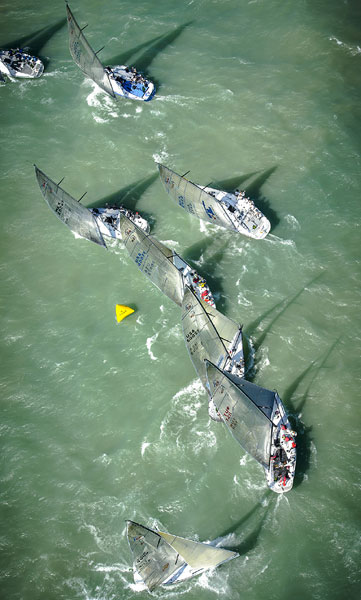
[[202, 200, 216, 220], [135, 250, 146, 267], [178, 195, 185, 208]]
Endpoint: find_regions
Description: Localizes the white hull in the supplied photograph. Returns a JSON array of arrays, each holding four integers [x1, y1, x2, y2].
[[201, 186, 270, 239], [108, 65, 155, 101], [91, 206, 150, 240], [0, 49, 44, 79]]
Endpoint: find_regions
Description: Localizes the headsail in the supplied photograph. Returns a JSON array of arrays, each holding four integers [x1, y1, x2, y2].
[[181, 286, 242, 389], [35, 165, 106, 248], [126, 521, 238, 591], [66, 3, 115, 98], [158, 164, 237, 230], [157, 531, 238, 569], [205, 361, 274, 468], [118, 214, 185, 306]]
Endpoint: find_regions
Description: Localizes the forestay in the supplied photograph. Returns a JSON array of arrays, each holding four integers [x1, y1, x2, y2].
[[181, 286, 241, 389], [205, 362, 273, 468], [118, 214, 185, 306], [66, 3, 115, 98], [127, 521, 185, 591], [158, 164, 236, 230], [34, 166, 106, 248]]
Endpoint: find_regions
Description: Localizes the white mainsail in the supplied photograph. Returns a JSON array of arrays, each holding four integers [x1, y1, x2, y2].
[[126, 521, 238, 591], [66, 3, 116, 98], [118, 214, 185, 306], [205, 361, 274, 468], [158, 164, 237, 230], [181, 286, 242, 390], [34, 165, 106, 248]]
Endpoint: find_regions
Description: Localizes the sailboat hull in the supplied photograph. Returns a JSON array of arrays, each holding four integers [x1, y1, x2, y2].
[[0, 49, 44, 79], [109, 65, 155, 101]]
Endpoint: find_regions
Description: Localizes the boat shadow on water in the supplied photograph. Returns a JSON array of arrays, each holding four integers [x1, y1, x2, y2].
[[216, 494, 274, 556], [1, 18, 67, 69], [104, 21, 193, 89], [86, 173, 158, 226], [281, 337, 341, 488]]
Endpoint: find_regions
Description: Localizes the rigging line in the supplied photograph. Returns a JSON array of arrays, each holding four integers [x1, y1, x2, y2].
[[80, 24, 88, 31], [56, 177, 65, 187], [95, 46, 105, 55], [181, 170, 190, 178]]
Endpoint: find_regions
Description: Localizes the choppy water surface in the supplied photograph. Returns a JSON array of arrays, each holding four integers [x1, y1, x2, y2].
[[1, 1, 360, 599]]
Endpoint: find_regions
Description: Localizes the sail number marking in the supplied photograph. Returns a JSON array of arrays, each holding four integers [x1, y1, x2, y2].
[[186, 328, 198, 343], [223, 406, 237, 429]]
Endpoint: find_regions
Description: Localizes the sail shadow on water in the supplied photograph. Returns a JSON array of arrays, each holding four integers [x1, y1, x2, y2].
[[86, 173, 158, 215], [281, 338, 340, 487], [211, 170, 261, 194], [243, 166, 280, 230], [130, 21, 194, 86], [245, 271, 325, 354], [1, 18, 66, 57], [221, 500, 274, 556]]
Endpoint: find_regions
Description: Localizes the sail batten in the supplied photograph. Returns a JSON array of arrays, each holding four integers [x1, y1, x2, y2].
[[66, 3, 116, 98], [35, 165, 106, 248]]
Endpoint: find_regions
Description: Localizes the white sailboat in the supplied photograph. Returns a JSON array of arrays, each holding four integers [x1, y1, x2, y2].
[[126, 520, 238, 591], [0, 48, 43, 80], [205, 361, 297, 493], [34, 165, 149, 249], [181, 286, 244, 420], [158, 164, 270, 239], [117, 213, 216, 307], [66, 3, 155, 102]]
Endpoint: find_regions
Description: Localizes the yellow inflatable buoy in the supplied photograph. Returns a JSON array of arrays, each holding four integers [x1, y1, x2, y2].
[[115, 304, 134, 323]]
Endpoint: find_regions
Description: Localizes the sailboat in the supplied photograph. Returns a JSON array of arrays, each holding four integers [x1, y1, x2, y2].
[[158, 164, 271, 239], [34, 165, 149, 249], [181, 286, 244, 420], [126, 520, 238, 591], [117, 213, 216, 307], [0, 48, 43, 80], [66, 4, 155, 102], [205, 361, 297, 493]]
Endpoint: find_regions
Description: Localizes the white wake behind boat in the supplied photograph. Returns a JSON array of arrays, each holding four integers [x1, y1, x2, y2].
[[117, 213, 216, 307], [205, 361, 297, 493], [66, 4, 155, 102], [126, 520, 238, 591], [158, 164, 270, 239], [0, 48, 44, 79], [34, 166, 149, 249]]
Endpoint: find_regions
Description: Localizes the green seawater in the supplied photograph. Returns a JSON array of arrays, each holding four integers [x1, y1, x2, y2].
[[1, 1, 360, 599]]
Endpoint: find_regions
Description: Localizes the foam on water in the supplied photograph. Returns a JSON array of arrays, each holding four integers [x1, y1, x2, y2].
[[1, 1, 361, 599]]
